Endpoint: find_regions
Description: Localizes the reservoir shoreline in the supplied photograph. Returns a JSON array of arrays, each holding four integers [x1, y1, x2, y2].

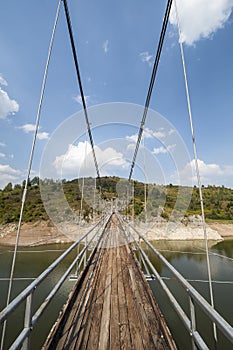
[[0, 220, 233, 247]]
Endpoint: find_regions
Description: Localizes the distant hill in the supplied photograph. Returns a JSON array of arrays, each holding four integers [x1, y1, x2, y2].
[[0, 176, 233, 224]]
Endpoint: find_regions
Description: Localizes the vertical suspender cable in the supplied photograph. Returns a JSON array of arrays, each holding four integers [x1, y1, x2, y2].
[[128, 0, 173, 181], [142, 133, 150, 258], [0, 2, 62, 350], [84, 134, 88, 266], [132, 181, 135, 224], [62, 0, 101, 189], [79, 133, 88, 224], [80, 174, 85, 223], [143, 133, 148, 224], [174, 1, 218, 347], [93, 176, 96, 220]]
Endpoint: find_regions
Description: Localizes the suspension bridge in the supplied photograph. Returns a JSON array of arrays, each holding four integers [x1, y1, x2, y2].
[[1, 0, 233, 349]]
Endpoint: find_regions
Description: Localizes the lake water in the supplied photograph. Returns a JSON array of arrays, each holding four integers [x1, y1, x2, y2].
[[0, 239, 233, 349]]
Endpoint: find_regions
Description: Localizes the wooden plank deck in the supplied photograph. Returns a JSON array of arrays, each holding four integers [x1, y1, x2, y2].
[[43, 214, 176, 350]]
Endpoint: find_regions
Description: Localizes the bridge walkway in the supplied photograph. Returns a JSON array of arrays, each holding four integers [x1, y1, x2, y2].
[[43, 214, 176, 350]]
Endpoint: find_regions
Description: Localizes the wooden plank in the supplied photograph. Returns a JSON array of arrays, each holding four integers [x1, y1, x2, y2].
[[132, 247, 176, 349], [43, 248, 98, 350], [125, 243, 174, 349], [139, 267, 176, 350], [82, 245, 110, 349], [110, 245, 120, 349], [133, 255, 163, 347], [98, 247, 113, 349], [128, 264, 156, 349], [58, 251, 103, 350], [44, 214, 176, 350], [58, 239, 108, 350], [80, 225, 114, 349], [73, 242, 109, 349], [121, 245, 145, 350], [117, 245, 133, 350]]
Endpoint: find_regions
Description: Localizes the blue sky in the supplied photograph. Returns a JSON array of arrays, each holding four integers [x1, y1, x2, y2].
[[0, 0, 233, 189]]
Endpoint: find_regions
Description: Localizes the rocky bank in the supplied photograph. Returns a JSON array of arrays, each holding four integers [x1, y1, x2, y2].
[[0, 218, 232, 247]]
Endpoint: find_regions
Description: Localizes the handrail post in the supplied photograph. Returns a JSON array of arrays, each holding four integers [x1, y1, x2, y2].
[[75, 243, 80, 276], [84, 235, 87, 267], [22, 292, 33, 350], [138, 237, 142, 268], [189, 295, 197, 350]]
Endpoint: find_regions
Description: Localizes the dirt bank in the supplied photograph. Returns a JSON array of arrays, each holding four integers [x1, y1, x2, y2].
[[208, 222, 233, 238], [134, 221, 225, 241], [0, 221, 71, 247], [0, 220, 232, 247]]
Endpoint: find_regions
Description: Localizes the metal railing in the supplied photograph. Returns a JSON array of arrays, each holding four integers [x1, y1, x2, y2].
[[2, 212, 233, 349], [0, 214, 110, 350], [125, 221, 233, 350]]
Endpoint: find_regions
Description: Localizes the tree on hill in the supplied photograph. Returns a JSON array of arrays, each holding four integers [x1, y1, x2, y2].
[[0, 177, 233, 224], [3, 182, 13, 192]]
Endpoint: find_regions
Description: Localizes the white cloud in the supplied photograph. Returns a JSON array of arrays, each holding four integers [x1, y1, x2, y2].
[[18, 124, 49, 140], [170, 0, 233, 45], [0, 164, 22, 188], [126, 133, 138, 143], [0, 164, 20, 175], [37, 132, 49, 140], [144, 127, 166, 139], [0, 87, 19, 119], [153, 144, 176, 155], [153, 146, 167, 155], [168, 129, 175, 135], [0, 152, 5, 158], [139, 51, 154, 66], [0, 75, 8, 86], [0, 142, 6, 147], [103, 40, 109, 53], [126, 127, 166, 143], [127, 143, 136, 151], [171, 158, 233, 186], [74, 95, 90, 106], [18, 124, 36, 133], [0, 74, 19, 119], [191, 159, 222, 176], [54, 142, 90, 175], [53, 141, 128, 177]]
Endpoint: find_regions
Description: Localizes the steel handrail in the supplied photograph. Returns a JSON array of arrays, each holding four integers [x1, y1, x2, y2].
[[0, 222, 98, 323], [127, 222, 233, 346], [0, 214, 111, 350], [7, 215, 111, 350]]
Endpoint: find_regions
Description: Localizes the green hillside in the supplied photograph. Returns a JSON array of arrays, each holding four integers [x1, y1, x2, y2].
[[0, 177, 233, 224]]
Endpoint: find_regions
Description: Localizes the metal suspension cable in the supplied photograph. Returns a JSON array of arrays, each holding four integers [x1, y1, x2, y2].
[[80, 174, 85, 222], [142, 134, 150, 259], [174, 0, 218, 347], [0, 2, 62, 350], [128, 0, 173, 181], [93, 176, 96, 221], [62, 0, 101, 188], [161, 277, 233, 285], [142, 134, 148, 224], [122, 222, 233, 287], [79, 132, 88, 223], [0, 249, 65, 254], [132, 181, 135, 223], [2, 247, 233, 263]]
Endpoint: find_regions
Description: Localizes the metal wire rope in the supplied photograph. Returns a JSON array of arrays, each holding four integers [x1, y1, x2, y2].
[[173, 0, 218, 346], [63, 0, 101, 188], [128, 0, 173, 181], [0, 2, 62, 349]]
